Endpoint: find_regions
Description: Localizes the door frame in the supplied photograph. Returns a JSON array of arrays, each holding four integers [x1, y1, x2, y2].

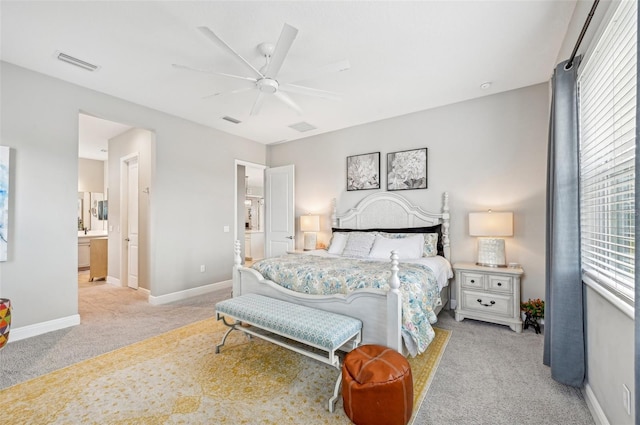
[[120, 152, 139, 288]]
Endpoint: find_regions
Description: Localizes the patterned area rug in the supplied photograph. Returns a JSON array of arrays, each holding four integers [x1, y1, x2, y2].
[[1, 318, 450, 424]]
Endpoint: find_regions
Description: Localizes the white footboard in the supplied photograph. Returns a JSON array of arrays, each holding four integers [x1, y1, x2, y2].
[[232, 241, 403, 352]]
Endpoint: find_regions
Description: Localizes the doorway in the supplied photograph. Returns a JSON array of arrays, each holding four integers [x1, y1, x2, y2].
[[235, 161, 265, 265]]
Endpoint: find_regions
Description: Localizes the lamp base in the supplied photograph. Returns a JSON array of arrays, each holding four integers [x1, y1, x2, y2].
[[303, 232, 317, 251], [476, 238, 507, 268]]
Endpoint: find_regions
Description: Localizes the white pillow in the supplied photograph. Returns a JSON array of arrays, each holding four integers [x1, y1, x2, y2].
[[369, 233, 424, 260], [327, 232, 349, 255], [341, 232, 377, 258]]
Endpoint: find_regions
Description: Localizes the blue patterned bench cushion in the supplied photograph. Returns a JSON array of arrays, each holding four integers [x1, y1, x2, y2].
[[216, 294, 362, 351]]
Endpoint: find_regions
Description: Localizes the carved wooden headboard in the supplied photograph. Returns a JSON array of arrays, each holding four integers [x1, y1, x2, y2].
[[331, 192, 450, 259]]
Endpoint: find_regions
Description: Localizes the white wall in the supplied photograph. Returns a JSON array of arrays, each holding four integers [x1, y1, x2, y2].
[[78, 158, 105, 193], [268, 83, 549, 302], [0, 61, 266, 331]]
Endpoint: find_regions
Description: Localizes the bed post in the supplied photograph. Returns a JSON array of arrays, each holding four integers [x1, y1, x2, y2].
[[387, 250, 403, 353], [442, 192, 451, 260], [233, 240, 242, 297]]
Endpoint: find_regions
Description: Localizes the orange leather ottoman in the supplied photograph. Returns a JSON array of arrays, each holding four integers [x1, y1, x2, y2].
[[342, 344, 413, 425]]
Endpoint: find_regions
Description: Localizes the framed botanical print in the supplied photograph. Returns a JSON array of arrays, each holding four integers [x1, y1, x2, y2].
[[347, 152, 380, 191], [387, 148, 427, 191]]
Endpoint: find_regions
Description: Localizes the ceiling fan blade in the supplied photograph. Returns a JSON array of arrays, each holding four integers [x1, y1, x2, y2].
[[250, 92, 266, 116], [279, 84, 342, 101], [202, 86, 255, 99], [281, 59, 350, 85], [197, 26, 263, 79], [172, 64, 257, 83], [263, 23, 298, 78], [274, 91, 303, 115]]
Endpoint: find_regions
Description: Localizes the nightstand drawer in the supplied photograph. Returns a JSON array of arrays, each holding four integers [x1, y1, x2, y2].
[[488, 275, 513, 293], [460, 272, 484, 289], [460, 289, 513, 318]]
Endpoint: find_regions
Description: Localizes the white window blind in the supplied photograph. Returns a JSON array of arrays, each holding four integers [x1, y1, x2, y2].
[[578, 0, 637, 303]]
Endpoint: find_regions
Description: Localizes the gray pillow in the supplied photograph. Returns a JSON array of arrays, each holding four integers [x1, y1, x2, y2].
[[341, 232, 377, 258]]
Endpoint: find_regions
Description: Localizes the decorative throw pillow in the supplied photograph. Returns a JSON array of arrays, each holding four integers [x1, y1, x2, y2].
[[341, 232, 377, 258], [327, 232, 349, 255], [333, 224, 444, 257], [369, 233, 424, 260], [379, 232, 439, 257]]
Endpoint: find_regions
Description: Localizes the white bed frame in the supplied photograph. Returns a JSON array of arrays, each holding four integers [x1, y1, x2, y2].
[[232, 191, 451, 353]]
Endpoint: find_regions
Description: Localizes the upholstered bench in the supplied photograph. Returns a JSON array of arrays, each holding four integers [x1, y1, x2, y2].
[[215, 293, 363, 412], [342, 344, 414, 425]]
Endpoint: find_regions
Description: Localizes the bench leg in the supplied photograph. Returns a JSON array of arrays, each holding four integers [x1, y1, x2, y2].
[[328, 370, 342, 413], [215, 315, 246, 353]]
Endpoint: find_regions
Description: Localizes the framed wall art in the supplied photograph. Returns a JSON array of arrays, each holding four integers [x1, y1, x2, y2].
[[347, 152, 380, 191], [387, 148, 427, 191]]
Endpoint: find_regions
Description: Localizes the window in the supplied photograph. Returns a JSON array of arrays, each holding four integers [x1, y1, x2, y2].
[[578, 0, 637, 304]]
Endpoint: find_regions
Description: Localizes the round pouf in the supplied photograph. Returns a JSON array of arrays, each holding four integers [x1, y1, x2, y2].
[[342, 344, 413, 425]]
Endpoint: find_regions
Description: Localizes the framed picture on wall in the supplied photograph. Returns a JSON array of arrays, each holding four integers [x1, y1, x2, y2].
[[347, 152, 380, 191], [387, 148, 427, 191]]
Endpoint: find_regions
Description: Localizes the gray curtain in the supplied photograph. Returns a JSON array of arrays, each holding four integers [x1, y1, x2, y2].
[[543, 57, 585, 387]]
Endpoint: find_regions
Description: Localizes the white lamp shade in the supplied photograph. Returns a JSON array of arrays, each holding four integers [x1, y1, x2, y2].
[[300, 215, 320, 232], [469, 211, 513, 237]]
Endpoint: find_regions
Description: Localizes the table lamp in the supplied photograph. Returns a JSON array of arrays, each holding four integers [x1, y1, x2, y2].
[[300, 214, 320, 251], [469, 210, 513, 267]]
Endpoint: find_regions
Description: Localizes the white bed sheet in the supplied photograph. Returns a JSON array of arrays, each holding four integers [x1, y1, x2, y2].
[[301, 249, 453, 291]]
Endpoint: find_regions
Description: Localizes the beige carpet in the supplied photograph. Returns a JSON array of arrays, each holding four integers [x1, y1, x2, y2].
[[1, 318, 450, 424]]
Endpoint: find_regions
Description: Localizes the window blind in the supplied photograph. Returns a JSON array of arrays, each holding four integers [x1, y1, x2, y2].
[[578, 0, 637, 303]]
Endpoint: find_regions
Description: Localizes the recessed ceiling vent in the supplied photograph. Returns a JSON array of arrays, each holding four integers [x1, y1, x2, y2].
[[288, 121, 317, 132], [56, 52, 99, 72], [222, 116, 242, 124]]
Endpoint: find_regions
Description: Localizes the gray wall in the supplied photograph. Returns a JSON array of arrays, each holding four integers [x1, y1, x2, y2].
[[0, 61, 266, 329], [78, 158, 105, 193], [268, 83, 549, 302]]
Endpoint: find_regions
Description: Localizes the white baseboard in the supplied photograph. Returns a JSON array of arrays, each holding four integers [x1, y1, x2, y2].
[[583, 381, 610, 425], [9, 314, 81, 343], [106, 275, 120, 286], [450, 299, 457, 310], [148, 280, 232, 305]]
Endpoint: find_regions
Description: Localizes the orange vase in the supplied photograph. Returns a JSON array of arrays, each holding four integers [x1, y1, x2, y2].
[[0, 298, 11, 350]]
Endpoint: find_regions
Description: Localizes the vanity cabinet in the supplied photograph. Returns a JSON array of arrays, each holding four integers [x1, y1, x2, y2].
[[89, 238, 108, 281], [78, 239, 90, 269]]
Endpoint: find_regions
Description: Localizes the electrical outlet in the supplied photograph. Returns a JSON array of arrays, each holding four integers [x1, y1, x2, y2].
[[223, 226, 230, 233], [200, 265, 205, 273], [623, 384, 631, 416]]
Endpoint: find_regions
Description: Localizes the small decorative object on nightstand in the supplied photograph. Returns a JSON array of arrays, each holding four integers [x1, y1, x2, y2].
[[453, 262, 524, 332]]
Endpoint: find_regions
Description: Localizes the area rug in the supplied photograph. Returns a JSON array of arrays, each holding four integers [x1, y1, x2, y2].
[[1, 318, 451, 424]]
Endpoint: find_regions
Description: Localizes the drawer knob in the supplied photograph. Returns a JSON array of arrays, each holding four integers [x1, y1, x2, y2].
[[470, 279, 475, 283], [476, 299, 496, 307], [497, 282, 502, 286]]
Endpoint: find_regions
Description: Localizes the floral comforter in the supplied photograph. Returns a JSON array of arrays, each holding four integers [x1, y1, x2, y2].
[[251, 254, 441, 356]]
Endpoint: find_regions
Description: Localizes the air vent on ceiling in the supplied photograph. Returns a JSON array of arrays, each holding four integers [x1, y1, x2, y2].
[[56, 52, 99, 72], [222, 116, 242, 124], [288, 121, 317, 132]]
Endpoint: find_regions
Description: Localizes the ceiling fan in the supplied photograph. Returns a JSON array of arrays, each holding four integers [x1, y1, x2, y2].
[[173, 23, 350, 116]]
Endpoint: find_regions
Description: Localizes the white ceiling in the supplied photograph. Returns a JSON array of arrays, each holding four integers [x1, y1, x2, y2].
[[1, 1, 577, 146]]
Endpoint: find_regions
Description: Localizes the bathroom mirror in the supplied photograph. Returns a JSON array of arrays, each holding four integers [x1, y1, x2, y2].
[[78, 192, 106, 231]]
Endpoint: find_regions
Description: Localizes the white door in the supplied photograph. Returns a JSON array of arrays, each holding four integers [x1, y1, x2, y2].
[[265, 165, 295, 257], [123, 156, 139, 289]]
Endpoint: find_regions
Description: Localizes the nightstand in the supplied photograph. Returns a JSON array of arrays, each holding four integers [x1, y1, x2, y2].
[[453, 262, 524, 332]]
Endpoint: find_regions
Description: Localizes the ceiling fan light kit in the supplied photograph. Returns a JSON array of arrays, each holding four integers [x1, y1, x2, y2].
[[175, 23, 350, 116]]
